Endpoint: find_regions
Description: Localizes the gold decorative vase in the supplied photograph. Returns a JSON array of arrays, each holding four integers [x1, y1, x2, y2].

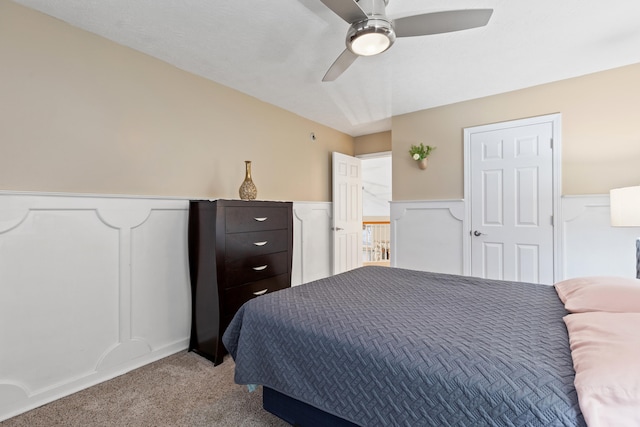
[[417, 158, 428, 170], [239, 160, 257, 200]]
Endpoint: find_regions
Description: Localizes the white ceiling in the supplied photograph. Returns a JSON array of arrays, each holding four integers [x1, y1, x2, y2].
[[12, 0, 640, 136]]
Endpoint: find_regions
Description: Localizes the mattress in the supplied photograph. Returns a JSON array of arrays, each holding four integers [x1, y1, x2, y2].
[[223, 266, 585, 426]]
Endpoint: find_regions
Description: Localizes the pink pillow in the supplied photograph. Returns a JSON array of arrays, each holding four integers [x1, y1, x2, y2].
[[564, 312, 640, 427], [554, 276, 640, 313]]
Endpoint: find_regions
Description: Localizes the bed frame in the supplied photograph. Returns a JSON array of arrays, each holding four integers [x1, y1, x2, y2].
[[263, 387, 358, 427]]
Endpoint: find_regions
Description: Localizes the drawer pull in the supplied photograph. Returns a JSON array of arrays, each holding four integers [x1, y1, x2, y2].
[[252, 265, 268, 271], [254, 217, 268, 222], [253, 241, 268, 246], [253, 289, 268, 296]]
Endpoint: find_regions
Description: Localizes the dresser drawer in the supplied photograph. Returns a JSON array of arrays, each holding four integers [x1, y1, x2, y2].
[[226, 229, 289, 261], [225, 207, 288, 233], [223, 274, 290, 316], [225, 251, 289, 288]]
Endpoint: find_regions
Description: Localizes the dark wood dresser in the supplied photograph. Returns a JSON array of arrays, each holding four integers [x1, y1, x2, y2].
[[188, 199, 293, 365]]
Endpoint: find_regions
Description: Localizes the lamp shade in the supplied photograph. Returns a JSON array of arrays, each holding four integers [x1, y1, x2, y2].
[[610, 185, 640, 227]]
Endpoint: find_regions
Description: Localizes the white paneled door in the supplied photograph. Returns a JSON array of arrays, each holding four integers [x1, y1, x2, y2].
[[332, 152, 362, 275], [466, 117, 557, 284]]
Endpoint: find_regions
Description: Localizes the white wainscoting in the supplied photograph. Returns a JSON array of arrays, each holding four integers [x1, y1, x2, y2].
[[391, 196, 640, 282], [561, 195, 640, 279], [0, 193, 331, 421], [390, 200, 466, 275], [5, 192, 632, 420], [0, 192, 191, 421], [291, 202, 333, 286]]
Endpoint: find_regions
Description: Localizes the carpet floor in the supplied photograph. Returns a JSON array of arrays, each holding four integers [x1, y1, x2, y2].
[[1, 351, 290, 427]]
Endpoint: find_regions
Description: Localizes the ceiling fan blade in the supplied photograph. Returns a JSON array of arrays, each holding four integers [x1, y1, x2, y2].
[[319, 0, 367, 23], [394, 9, 493, 38], [322, 49, 359, 82]]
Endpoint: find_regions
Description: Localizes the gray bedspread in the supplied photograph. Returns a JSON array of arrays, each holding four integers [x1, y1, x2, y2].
[[222, 266, 585, 426]]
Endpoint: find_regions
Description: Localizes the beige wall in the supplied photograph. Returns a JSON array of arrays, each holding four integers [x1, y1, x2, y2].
[[354, 131, 391, 156], [0, 2, 353, 201], [6, 1, 639, 203], [393, 63, 640, 200]]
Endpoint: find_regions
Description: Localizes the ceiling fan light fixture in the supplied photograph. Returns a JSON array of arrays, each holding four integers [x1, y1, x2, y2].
[[346, 18, 395, 56]]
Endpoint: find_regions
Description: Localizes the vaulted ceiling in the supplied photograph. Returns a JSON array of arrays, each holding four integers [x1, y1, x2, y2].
[[12, 0, 640, 136]]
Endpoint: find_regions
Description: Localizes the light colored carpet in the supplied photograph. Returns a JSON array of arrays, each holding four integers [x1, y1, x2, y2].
[[1, 352, 290, 427]]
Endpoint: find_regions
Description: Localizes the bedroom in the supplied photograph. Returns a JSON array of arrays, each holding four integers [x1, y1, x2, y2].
[[1, 0, 639, 424]]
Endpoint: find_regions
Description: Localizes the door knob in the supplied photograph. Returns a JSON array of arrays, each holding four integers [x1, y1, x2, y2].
[[473, 230, 485, 236]]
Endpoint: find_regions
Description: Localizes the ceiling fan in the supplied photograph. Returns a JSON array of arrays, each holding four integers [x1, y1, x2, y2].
[[320, 0, 493, 81]]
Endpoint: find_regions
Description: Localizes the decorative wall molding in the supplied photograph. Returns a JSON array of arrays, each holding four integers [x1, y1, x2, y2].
[[0, 193, 330, 421], [390, 200, 465, 275], [4, 191, 634, 421], [0, 192, 191, 421], [390, 195, 640, 282], [561, 194, 640, 279], [292, 202, 332, 286]]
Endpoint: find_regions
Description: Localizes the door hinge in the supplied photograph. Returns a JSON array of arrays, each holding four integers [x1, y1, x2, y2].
[[551, 215, 554, 226], [550, 138, 554, 149]]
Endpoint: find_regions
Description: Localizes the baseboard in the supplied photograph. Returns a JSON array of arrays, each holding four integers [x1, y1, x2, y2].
[[0, 340, 188, 422]]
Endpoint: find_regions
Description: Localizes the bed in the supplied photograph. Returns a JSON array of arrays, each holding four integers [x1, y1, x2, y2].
[[222, 266, 638, 426]]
